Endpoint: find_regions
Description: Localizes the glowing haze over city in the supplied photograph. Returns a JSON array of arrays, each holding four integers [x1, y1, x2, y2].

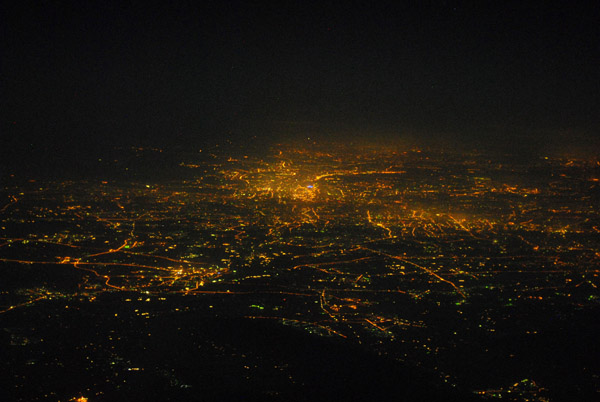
[[1, 2, 599, 401]]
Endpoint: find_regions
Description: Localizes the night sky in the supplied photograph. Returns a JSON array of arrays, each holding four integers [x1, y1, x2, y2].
[[2, 1, 600, 160]]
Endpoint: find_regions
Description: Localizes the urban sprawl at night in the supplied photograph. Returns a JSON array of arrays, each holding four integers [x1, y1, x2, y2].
[[1, 141, 599, 401]]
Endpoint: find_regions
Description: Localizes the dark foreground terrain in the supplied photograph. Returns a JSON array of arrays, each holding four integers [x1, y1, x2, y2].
[[1, 293, 482, 402]]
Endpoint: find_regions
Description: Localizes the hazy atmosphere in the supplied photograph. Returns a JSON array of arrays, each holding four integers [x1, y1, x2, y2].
[[3, 1, 599, 161]]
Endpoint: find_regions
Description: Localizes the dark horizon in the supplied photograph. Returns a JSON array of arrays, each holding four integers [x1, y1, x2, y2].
[[2, 1, 600, 165]]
